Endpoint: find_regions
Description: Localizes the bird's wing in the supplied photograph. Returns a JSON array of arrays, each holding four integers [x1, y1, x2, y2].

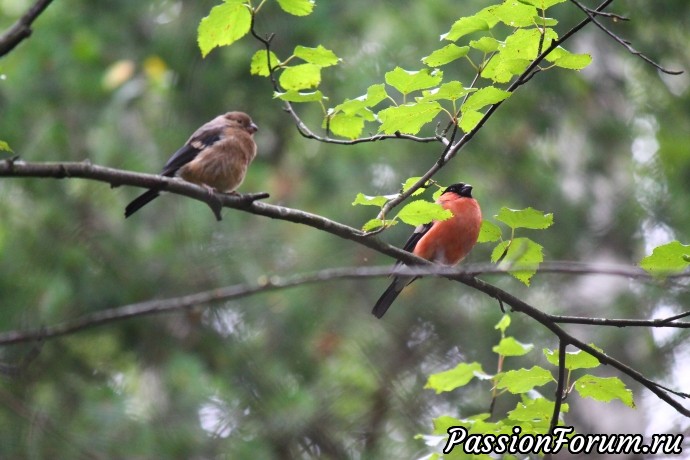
[[394, 222, 434, 266], [159, 123, 225, 177]]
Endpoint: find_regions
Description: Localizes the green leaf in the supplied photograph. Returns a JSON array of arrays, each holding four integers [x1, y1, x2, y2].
[[497, 237, 544, 285], [496, 207, 554, 229], [543, 347, 600, 370], [494, 314, 511, 333], [352, 193, 389, 207], [425, 362, 484, 393], [433, 415, 475, 434], [276, 0, 315, 16], [362, 218, 395, 232], [384, 67, 443, 96], [458, 109, 483, 133], [422, 44, 469, 67], [508, 397, 568, 423], [197, 1, 252, 57], [534, 16, 559, 26], [496, 366, 553, 394], [478, 221, 502, 243], [470, 36, 501, 53], [396, 200, 453, 226], [491, 240, 510, 263], [481, 56, 532, 83], [401, 177, 429, 197], [574, 375, 635, 408], [546, 47, 592, 70], [418, 81, 475, 103], [491, 0, 538, 27], [640, 241, 690, 276], [332, 100, 375, 122], [279, 63, 321, 90], [503, 28, 558, 60], [442, 16, 491, 42], [366, 84, 388, 106], [462, 86, 511, 111], [378, 102, 443, 135], [0, 140, 12, 152], [482, 27, 559, 82], [327, 112, 365, 139], [519, 0, 567, 9], [274, 90, 324, 102], [493, 337, 534, 357], [294, 45, 340, 67], [250, 50, 280, 76]]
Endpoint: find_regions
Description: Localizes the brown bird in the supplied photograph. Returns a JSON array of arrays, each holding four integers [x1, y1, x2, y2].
[[124, 111, 258, 218], [372, 183, 481, 318]]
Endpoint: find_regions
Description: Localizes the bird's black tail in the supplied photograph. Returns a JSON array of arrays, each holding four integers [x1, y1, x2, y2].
[[372, 277, 405, 318], [125, 189, 160, 218]]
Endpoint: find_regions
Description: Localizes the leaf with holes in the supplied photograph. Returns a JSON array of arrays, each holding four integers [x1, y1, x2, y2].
[[574, 375, 635, 408]]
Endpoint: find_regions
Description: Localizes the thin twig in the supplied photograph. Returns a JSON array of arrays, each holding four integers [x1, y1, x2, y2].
[[549, 340, 568, 433], [1, 261, 688, 415], [249, 10, 440, 146], [0, 0, 54, 57], [570, 0, 683, 75], [0, 263, 688, 346]]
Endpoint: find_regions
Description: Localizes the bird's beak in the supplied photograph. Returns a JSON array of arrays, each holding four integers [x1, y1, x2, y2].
[[248, 122, 259, 134], [462, 184, 473, 195]]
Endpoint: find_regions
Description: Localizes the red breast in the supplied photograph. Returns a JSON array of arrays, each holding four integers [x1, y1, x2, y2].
[[413, 193, 482, 265]]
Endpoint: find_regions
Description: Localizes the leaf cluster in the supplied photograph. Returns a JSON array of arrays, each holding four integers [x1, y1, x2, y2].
[[422, 314, 634, 458]]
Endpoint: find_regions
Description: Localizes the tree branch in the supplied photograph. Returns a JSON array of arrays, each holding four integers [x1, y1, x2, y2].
[[1, 254, 689, 415], [457, 275, 690, 417], [248, 11, 441, 147], [0, 261, 688, 346], [570, 0, 683, 75], [377, 0, 619, 217], [0, 159, 422, 262], [0, 0, 54, 57], [549, 340, 567, 434]]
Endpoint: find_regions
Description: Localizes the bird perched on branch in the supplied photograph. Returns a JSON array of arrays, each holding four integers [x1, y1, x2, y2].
[[124, 111, 258, 218], [372, 183, 482, 318]]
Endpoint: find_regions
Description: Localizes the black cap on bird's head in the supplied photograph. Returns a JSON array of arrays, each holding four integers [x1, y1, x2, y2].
[[443, 183, 473, 198]]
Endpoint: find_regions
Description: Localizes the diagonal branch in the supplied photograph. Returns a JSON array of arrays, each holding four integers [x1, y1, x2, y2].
[[377, 0, 618, 218], [0, 159, 415, 262], [0, 262, 689, 346], [3, 159, 690, 416], [1, 261, 689, 415], [0, 0, 54, 57], [458, 275, 690, 417]]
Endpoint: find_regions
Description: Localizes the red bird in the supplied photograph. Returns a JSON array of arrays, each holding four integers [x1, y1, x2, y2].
[[372, 183, 482, 318], [125, 111, 258, 218]]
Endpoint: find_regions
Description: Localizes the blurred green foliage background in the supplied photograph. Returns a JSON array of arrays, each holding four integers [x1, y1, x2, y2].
[[1, 0, 689, 457]]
